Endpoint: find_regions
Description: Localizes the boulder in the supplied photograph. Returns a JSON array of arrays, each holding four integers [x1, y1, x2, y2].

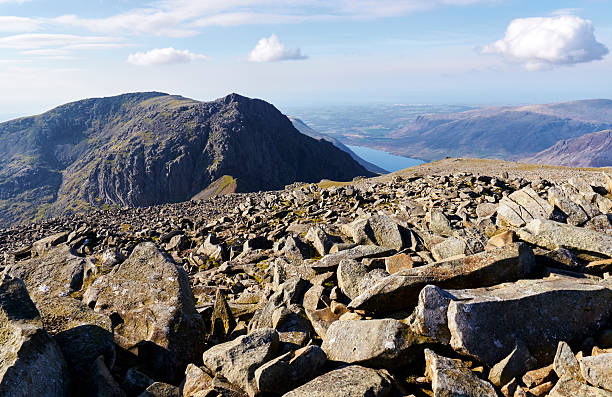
[[249, 278, 311, 331], [548, 187, 590, 226], [434, 277, 612, 366], [84, 242, 205, 380], [349, 243, 535, 312], [137, 382, 180, 397], [31, 232, 68, 256], [282, 365, 392, 397], [306, 226, 334, 256], [182, 364, 213, 397], [549, 376, 612, 397], [337, 259, 368, 300], [202, 328, 279, 396], [579, 353, 612, 391], [497, 187, 554, 227], [321, 319, 426, 369], [431, 236, 467, 261], [0, 278, 68, 397], [211, 289, 236, 341], [488, 341, 537, 387], [384, 253, 414, 274], [255, 345, 326, 394], [367, 214, 406, 250], [311, 245, 395, 273], [518, 219, 612, 258], [88, 355, 126, 397], [430, 209, 453, 237], [424, 349, 497, 397]]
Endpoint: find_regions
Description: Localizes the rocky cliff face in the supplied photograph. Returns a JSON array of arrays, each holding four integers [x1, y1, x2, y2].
[[0, 92, 373, 226], [524, 130, 612, 167]]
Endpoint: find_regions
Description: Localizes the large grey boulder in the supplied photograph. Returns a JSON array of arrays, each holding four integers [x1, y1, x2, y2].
[[305, 226, 334, 256], [424, 349, 497, 397], [414, 276, 612, 367], [518, 219, 612, 257], [321, 319, 426, 369], [84, 242, 205, 379], [0, 278, 68, 397], [202, 327, 279, 396], [367, 214, 406, 250], [282, 365, 392, 397], [349, 243, 535, 312], [549, 376, 612, 397], [255, 345, 326, 394]]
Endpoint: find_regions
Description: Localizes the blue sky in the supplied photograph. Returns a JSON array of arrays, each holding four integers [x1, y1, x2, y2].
[[1, 0, 611, 120]]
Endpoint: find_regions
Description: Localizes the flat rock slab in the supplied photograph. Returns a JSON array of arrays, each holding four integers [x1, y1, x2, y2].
[[311, 245, 395, 273], [0, 278, 68, 397], [579, 353, 612, 392], [349, 243, 535, 313], [427, 276, 612, 367], [322, 319, 426, 369], [425, 349, 497, 397], [497, 187, 554, 228], [518, 219, 612, 258], [282, 365, 392, 397]]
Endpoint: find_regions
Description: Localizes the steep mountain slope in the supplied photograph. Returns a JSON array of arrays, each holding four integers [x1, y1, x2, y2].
[[523, 130, 612, 167], [289, 117, 388, 174], [0, 92, 373, 225], [384, 99, 612, 161]]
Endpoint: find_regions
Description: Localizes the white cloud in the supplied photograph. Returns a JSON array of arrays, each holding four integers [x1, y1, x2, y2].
[[0, 16, 40, 32], [0, 0, 31, 3], [483, 15, 609, 71], [126, 47, 208, 66], [248, 34, 307, 62]]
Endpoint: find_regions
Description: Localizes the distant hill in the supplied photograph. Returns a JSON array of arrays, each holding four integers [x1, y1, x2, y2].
[[524, 130, 612, 167], [386, 99, 612, 161], [289, 117, 387, 174], [0, 92, 374, 225]]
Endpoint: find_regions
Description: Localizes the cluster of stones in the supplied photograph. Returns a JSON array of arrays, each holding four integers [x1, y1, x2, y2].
[[1, 171, 612, 396]]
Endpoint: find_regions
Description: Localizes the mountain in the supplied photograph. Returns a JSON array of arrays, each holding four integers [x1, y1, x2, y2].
[[0, 92, 374, 226], [383, 99, 612, 161], [523, 129, 612, 167], [289, 117, 388, 174]]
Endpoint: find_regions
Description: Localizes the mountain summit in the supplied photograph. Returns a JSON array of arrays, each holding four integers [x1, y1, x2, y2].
[[0, 92, 373, 225]]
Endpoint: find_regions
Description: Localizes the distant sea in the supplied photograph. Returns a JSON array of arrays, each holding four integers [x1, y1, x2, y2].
[[347, 145, 423, 173]]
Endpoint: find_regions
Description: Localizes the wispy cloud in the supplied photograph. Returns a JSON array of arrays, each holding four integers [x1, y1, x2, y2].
[[248, 34, 307, 62], [0, 0, 31, 3], [0, 16, 40, 33], [483, 15, 609, 71], [0, 33, 126, 50], [48, 0, 499, 37], [127, 47, 208, 66]]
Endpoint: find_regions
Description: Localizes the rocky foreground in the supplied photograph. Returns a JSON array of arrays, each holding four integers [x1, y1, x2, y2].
[[2, 163, 612, 396]]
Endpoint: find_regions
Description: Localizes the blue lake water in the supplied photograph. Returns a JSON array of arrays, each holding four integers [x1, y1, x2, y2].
[[347, 145, 424, 173]]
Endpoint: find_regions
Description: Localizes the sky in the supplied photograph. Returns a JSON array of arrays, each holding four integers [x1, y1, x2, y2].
[[1, 0, 612, 120]]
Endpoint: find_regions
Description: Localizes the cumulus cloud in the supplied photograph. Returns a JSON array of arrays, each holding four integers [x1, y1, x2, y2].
[[248, 34, 307, 62], [126, 47, 208, 66], [483, 15, 609, 71]]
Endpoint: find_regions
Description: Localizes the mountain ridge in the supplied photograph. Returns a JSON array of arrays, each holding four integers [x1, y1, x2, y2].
[[0, 92, 373, 226]]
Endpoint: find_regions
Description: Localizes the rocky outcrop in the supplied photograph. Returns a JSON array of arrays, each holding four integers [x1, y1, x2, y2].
[[525, 129, 612, 167]]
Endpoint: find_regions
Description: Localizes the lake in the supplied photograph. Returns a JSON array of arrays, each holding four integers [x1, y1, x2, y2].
[[347, 145, 424, 173]]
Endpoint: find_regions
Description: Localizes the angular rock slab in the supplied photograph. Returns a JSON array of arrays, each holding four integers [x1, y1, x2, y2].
[[444, 277, 612, 366], [518, 219, 612, 258], [202, 327, 279, 396], [0, 278, 68, 397], [549, 376, 612, 397], [84, 242, 205, 378], [424, 349, 497, 397], [579, 353, 612, 392], [349, 243, 535, 313], [322, 319, 426, 369], [282, 365, 392, 397], [311, 245, 395, 273], [497, 187, 554, 228]]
